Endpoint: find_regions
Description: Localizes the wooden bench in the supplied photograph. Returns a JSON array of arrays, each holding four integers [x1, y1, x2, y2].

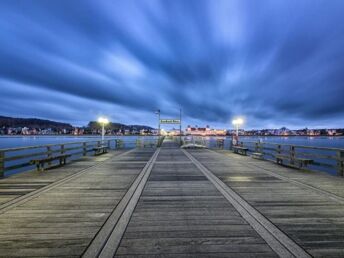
[[251, 152, 264, 160], [30, 154, 71, 171], [93, 146, 108, 156], [143, 142, 156, 148], [276, 154, 313, 168], [232, 146, 249, 156]]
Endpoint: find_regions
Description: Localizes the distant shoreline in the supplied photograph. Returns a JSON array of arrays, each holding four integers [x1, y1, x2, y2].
[[0, 135, 141, 138], [0, 135, 342, 138]]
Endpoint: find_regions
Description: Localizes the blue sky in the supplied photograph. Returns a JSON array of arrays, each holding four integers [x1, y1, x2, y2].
[[1, 0, 344, 129]]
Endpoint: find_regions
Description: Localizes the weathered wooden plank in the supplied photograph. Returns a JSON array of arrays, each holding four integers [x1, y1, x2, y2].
[[0, 148, 157, 258], [115, 144, 277, 257], [82, 148, 160, 258], [117, 243, 273, 255], [190, 149, 344, 257], [183, 149, 310, 258]]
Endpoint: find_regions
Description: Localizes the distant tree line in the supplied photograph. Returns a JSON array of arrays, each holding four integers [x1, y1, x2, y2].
[[0, 116, 73, 130], [0, 116, 155, 135]]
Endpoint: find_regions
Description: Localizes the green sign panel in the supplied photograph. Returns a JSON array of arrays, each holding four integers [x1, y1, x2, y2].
[[160, 119, 181, 124]]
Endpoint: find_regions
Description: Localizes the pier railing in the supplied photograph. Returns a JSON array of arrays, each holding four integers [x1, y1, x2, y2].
[[182, 136, 344, 176], [0, 137, 159, 177], [237, 140, 344, 176]]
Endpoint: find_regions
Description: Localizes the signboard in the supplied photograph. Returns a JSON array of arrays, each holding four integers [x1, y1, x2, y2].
[[160, 119, 181, 124]]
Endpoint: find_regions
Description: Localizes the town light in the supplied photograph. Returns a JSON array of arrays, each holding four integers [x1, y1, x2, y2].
[[232, 118, 243, 126], [232, 118, 244, 137], [98, 117, 109, 143], [98, 117, 109, 125]]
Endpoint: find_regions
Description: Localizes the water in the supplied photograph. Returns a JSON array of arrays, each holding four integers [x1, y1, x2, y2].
[[183, 136, 344, 149], [184, 136, 344, 176], [0, 135, 145, 149], [1, 135, 343, 177], [0, 136, 157, 176], [1, 136, 343, 149], [238, 136, 344, 149]]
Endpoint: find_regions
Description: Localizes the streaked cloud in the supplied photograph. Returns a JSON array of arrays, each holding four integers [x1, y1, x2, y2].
[[0, 0, 344, 128]]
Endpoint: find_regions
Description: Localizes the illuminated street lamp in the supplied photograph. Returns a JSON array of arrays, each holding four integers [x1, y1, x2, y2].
[[232, 118, 244, 137], [98, 117, 109, 143]]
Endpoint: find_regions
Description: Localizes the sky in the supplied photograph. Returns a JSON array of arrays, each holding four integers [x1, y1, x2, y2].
[[0, 0, 344, 129]]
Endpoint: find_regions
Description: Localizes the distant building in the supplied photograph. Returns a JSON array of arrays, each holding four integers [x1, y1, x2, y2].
[[151, 129, 159, 135], [21, 127, 30, 135], [185, 125, 226, 136], [327, 129, 337, 136]]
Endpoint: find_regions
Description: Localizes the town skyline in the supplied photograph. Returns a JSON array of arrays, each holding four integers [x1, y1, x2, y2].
[[1, 115, 343, 136]]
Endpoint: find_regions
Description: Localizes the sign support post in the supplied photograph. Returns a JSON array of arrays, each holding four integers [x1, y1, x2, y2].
[[179, 108, 182, 145]]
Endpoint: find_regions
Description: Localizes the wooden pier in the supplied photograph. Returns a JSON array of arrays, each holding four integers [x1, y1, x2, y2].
[[1, 138, 344, 257]]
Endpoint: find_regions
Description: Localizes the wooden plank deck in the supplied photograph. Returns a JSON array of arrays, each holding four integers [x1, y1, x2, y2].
[[0, 139, 344, 257], [188, 149, 344, 257]]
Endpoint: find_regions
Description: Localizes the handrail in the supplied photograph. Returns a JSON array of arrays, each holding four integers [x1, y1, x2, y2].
[[0, 139, 110, 152], [236, 140, 344, 152], [0, 137, 159, 177], [241, 141, 344, 176], [187, 137, 344, 176]]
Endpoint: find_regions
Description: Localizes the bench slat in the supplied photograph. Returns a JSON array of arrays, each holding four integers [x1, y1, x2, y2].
[[30, 154, 71, 172]]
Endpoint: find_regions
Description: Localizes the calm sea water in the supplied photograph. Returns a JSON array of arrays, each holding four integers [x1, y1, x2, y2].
[[186, 136, 344, 149], [0, 135, 143, 149], [1, 135, 344, 149], [0, 135, 343, 176], [234, 136, 344, 149], [0, 135, 156, 176]]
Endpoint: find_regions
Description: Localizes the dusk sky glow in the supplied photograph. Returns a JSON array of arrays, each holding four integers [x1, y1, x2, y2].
[[1, 0, 344, 129]]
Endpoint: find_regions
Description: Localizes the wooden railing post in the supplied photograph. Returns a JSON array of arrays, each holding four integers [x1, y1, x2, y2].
[[255, 142, 259, 152], [337, 150, 344, 176], [97, 141, 101, 147], [116, 140, 121, 149], [0, 151, 5, 178], [277, 145, 281, 158], [61, 144, 65, 154], [83, 142, 87, 156], [290, 145, 295, 165], [47, 146, 52, 166]]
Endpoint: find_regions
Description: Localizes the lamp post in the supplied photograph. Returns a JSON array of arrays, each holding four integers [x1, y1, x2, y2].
[[232, 118, 244, 137], [155, 110, 160, 137], [98, 117, 109, 143]]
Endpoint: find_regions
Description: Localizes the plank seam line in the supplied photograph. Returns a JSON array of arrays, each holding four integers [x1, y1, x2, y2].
[[0, 149, 136, 214], [182, 149, 311, 258], [82, 148, 160, 258], [211, 149, 344, 204], [246, 162, 344, 204]]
